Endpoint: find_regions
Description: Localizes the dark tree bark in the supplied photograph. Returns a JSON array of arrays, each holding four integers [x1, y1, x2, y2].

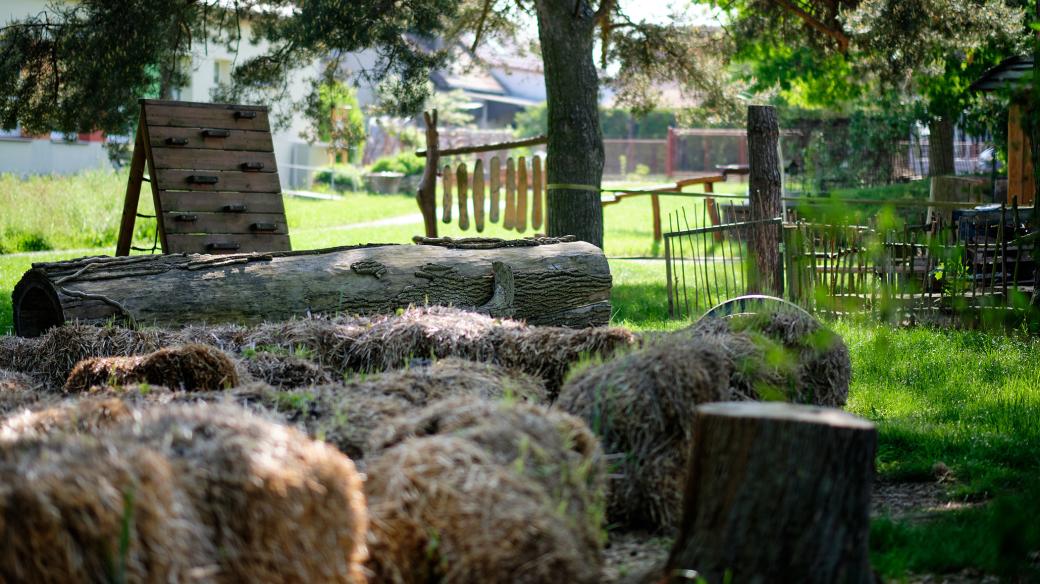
[[534, 0, 606, 249], [927, 116, 956, 177], [665, 402, 877, 584], [747, 105, 783, 294]]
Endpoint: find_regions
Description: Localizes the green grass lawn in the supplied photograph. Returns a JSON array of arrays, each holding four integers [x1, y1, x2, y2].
[[1, 171, 1036, 579]]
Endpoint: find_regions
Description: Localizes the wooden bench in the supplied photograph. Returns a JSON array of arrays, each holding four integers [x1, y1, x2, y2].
[[116, 99, 290, 255]]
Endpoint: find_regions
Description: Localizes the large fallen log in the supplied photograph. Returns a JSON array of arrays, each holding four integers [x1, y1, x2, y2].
[[13, 237, 612, 337]]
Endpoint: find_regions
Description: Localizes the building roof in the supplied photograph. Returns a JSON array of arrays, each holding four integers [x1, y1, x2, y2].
[[970, 55, 1033, 93]]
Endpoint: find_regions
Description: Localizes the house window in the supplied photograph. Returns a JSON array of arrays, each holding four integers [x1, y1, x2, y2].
[[213, 59, 232, 86], [171, 57, 193, 101]]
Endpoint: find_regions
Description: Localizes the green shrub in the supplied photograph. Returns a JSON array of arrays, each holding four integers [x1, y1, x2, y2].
[[369, 152, 424, 176], [314, 164, 365, 192]]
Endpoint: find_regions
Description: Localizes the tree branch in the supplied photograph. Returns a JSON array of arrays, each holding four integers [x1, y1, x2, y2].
[[770, 0, 849, 51], [470, 0, 494, 52]]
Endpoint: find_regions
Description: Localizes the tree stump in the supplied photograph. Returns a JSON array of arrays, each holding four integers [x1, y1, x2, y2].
[[12, 238, 612, 336], [664, 402, 876, 584]]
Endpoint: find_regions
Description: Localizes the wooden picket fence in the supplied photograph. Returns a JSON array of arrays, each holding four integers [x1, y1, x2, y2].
[[439, 155, 547, 233]]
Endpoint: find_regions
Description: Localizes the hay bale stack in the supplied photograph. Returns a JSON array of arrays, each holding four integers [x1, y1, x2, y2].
[[243, 352, 333, 387], [0, 402, 368, 583], [365, 435, 601, 584], [0, 435, 214, 583], [372, 397, 606, 554], [126, 404, 368, 583], [265, 357, 547, 459], [0, 397, 134, 443], [64, 344, 239, 393], [689, 311, 850, 407], [557, 339, 734, 530], [2, 324, 181, 389], [0, 369, 47, 415]]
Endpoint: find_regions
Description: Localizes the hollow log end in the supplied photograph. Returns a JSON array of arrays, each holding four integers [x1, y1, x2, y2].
[[13, 269, 65, 337]]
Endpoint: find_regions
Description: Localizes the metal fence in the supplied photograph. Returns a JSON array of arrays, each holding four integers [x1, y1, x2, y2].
[[664, 196, 1037, 324]]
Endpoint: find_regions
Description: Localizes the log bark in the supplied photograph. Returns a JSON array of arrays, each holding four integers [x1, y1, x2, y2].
[[12, 238, 612, 337], [664, 402, 876, 584], [748, 105, 784, 295]]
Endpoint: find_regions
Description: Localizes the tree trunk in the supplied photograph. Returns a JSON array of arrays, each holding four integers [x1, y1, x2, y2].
[[927, 116, 956, 177], [747, 105, 783, 295], [665, 402, 877, 584], [534, 0, 605, 249], [12, 239, 612, 337]]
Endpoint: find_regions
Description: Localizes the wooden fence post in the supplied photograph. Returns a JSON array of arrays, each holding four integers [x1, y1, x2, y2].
[[664, 402, 876, 584], [417, 110, 440, 238], [748, 105, 784, 294]]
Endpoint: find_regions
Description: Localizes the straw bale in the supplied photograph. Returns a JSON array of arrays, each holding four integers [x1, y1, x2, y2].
[[243, 351, 333, 387], [122, 403, 368, 583], [364, 436, 600, 584], [64, 344, 239, 393], [0, 397, 134, 443], [557, 338, 733, 530], [0, 368, 47, 415], [0, 435, 214, 583], [263, 357, 547, 459], [372, 397, 606, 553]]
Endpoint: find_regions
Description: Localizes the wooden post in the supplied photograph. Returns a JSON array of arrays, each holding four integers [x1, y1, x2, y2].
[[651, 194, 663, 242], [665, 402, 876, 584], [747, 105, 784, 294], [115, 118, 147, 256], [417, 110, 440, 238]]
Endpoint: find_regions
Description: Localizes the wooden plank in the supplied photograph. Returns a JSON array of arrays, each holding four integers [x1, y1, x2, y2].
[[417, 134, 547, 157], [441, 164, 453, 224], [158, 191, 286, 214], [457, 163, 470, 231], [473, 159, 486, 232], [532, 155, 543, 230], [143, 103, 270, 131], [139, 112, 168, 252], [116, 125, 147, 256], [155, 170, 281, 193], [151, 148, 278, 172], [489, 156, 501, 223], [504, 158, 516, 230], [141, 99, 267, 112], [516, 156, 528, 233], [148, 126, 274, 151], [163, 233, 291, 254], [160, 212, 288, 235], [651, 194, 662, 241]]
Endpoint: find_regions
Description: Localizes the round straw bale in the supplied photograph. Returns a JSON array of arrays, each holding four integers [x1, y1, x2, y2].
[[0, 397, 134, 443], [243, 351, 333, 387], [365, 435, 601, 584], [263, 357, 547, 459], [557, 338, 734, 530], [372, 396, 606, 553], [0, 435, 214, 583], [64, 344, 239, 393], [689, 310, 850, 407], [124, 403, 368, 583]]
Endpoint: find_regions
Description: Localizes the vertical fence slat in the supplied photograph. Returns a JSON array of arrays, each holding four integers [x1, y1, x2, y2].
[[489, 156, 501, 223], [472, 159, 485, 233], [504, 158, 516, 230], [532, 155, 544, 231], [441, 164, 453, 224], [456, 163, 469, 231], [516, 156, 528, 233]]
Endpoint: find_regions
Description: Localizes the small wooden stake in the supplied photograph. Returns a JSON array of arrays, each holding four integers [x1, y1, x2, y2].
[[473, 159, 486, 232], [489, 156, 501, 223], [516, 156, 528, 233], [441, 164, 453, 224], [504, 158, 517, 230], [456, 163, 469, 231]]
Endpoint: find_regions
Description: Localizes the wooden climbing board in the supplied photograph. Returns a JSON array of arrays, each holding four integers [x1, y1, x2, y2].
[[115, 99, 291, 255]]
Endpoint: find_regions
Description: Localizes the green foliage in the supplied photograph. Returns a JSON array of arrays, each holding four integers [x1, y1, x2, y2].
[[369, 152, 425, 176], [303, 80, 366, 164], [314, 164, 366, 192], [516, 104, 680, 139]]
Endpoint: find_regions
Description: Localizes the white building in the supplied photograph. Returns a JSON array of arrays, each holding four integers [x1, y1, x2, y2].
[[0, 0, 323, 188]]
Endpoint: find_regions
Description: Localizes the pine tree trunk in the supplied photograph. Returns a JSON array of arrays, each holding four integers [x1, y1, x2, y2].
[[665, 402, 877, 584], [928, 117, 956, 177], [534, 0, 605, 249], [747, 105, 783, 294]]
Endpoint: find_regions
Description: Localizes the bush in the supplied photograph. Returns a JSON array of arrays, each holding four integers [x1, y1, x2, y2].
[[313, 164, 365, 192], [369, 152, 424, 176]]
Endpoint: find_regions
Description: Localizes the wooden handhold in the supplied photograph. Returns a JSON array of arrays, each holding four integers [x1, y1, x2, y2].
[[441, 164, 453, 224], [457, 163, 470, 231], [473, 159, 486, 233], [504, 158, 516, 230], [186, 175, 219, 185], [201, 129, 231, 138], [223, 203, 247, 213], [174, 214, 198, 222], [240, 162, 265, 171], [489, 156, 501, 223], [251, 223, 279, 232], [206, 242, 241, 251], [164, 137, 189, 146], [234, 110, 258, 119], [532, 155, 544, 230], [516, 156, 528, 233]]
